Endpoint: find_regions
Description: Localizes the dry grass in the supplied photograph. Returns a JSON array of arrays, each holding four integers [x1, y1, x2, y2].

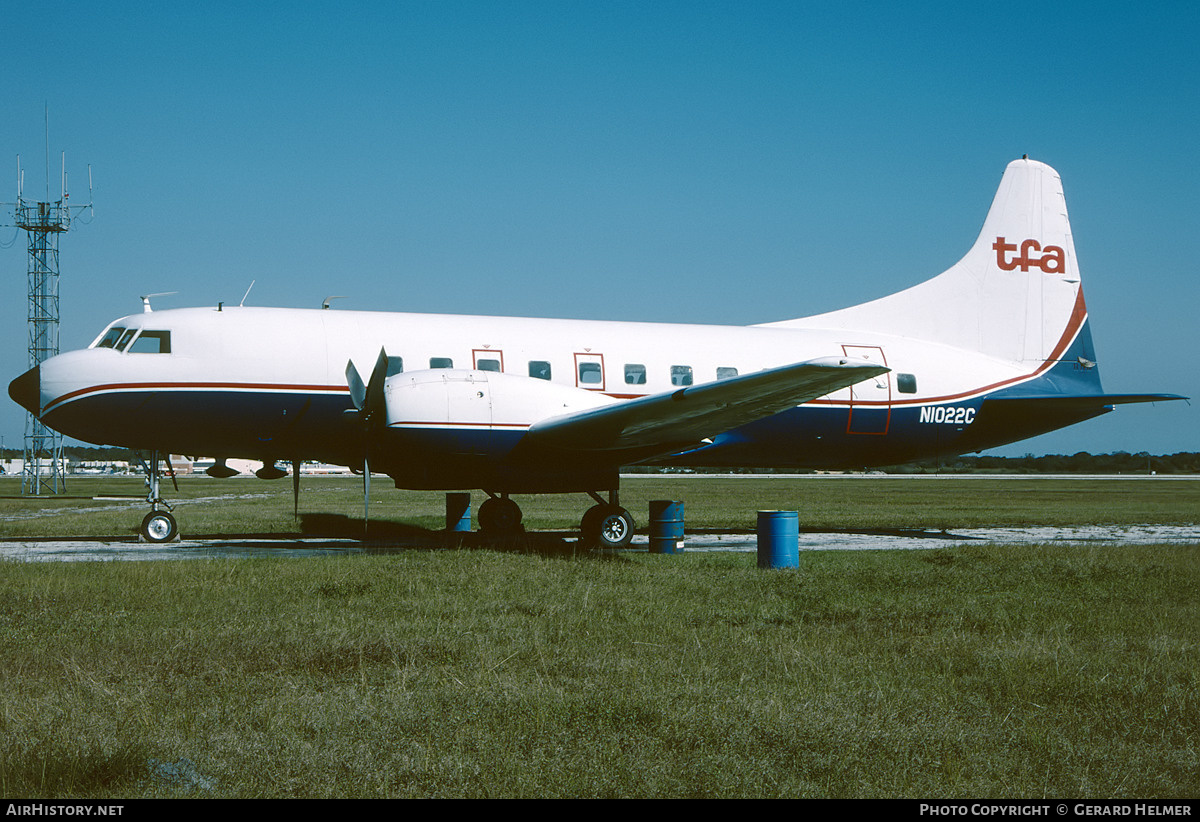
[[1, 542, 1197, 798]]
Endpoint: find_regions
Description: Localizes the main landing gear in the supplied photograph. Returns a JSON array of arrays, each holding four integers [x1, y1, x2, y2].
[[477, 495, 523, 533], [136, 451, 179, 543], [580, 491, 635, 549], [476, 490, 635, 548]]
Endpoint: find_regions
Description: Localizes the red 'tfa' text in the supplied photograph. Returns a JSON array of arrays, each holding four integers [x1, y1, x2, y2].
[[993, 237, 1065, 273]]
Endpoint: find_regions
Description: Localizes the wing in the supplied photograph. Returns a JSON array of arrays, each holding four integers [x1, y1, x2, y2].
[[515, 356, 889, 459]]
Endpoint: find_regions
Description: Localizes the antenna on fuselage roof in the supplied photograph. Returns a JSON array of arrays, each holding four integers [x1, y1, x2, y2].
[[239, 280, 255, 307], [322, 295, 347, 309], [140, 292, 177, 313]]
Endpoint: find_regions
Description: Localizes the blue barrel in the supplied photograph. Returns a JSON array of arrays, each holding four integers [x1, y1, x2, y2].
[[757, 510, 799, 569], [445, 492, 471, 532], [649, 500, 684, 554]]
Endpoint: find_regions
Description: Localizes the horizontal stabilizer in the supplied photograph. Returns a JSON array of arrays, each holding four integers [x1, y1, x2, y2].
[[984, 393, 1187, 411], [521, 356, 889, 456], [955, 392, 1190, 452]]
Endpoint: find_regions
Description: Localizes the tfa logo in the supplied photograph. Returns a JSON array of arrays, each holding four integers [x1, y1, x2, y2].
[[992, 237, 1065, 273]]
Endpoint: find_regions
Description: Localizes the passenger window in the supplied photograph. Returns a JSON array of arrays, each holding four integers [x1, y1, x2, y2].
[[897, 373, 917, 394], [670, 365, 693, 386], [127, 330, 172, 354], [116, 329, 138, 351], [477, 358, 501, 372], [430, 357, 453, 369], [578, 361, 603, 385], [96, 327, 125, 349], [717, 367, 738, 379], [528, 361, 552, 380], [624, 364, 646, 385]]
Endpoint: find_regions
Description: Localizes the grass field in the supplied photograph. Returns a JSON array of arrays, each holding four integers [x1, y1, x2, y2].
[[1, 476, 1197, 798]]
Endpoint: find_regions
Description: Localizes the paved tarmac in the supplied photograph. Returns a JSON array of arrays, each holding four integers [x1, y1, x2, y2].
[[2, 523, 1197, 562]]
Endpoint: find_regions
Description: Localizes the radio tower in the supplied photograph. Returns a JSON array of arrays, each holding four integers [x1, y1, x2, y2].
[[4, 118, 92, 494]]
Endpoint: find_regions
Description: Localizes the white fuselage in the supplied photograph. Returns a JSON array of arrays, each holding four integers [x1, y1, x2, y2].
[[24, 303, 1075, 493]]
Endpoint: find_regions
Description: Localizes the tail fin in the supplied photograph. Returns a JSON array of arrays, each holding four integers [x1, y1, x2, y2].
[[761, 158, 1087, 367]]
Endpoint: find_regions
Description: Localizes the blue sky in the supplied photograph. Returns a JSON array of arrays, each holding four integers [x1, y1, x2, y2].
[[2, 1, 1196, 456]]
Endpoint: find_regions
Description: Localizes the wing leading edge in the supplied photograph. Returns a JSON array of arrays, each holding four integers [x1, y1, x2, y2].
[[517, 356, 889, 458]]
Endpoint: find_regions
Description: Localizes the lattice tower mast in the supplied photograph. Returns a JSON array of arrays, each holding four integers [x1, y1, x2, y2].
[[5, 149, 92, 494]]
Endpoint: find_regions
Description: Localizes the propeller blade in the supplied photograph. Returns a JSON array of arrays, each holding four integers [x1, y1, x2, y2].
[[364, 348, 404, 423], [363, 455, 371, 533], [349, 347, 403, 536], [292, 459, 301, 519], [346, 361, 366, 411], [348, 347, 403, 424], [365, 348, 389, 415]]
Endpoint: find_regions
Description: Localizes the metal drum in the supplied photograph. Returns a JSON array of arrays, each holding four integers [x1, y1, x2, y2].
[[757, 510, 799, 569], [445, 492, 471, 532], [648, 500, 685, 554]]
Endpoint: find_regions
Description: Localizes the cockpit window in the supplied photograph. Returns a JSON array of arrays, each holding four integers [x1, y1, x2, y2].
[[127, 330, 172, 354], [96, 327, 126, 349], [116, 329, 138, 351]]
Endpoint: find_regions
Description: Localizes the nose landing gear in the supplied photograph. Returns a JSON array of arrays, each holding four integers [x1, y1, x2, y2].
[[136, 451, 179, 543]]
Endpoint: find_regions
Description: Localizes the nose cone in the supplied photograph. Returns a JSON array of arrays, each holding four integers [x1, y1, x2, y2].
[[8, 365, 40, 415]]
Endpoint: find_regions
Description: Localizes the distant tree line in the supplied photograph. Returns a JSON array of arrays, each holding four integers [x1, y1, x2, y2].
[[630, 451, 1200, 475], [883, 452, 1200, 475]]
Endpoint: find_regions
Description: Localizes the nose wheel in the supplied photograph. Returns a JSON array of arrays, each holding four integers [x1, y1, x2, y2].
[[141, 510, 179, 543]]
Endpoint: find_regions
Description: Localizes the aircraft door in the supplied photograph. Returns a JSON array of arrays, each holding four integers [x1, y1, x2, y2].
[[473, 348, 504, 372], [842, 345, 891, 435]]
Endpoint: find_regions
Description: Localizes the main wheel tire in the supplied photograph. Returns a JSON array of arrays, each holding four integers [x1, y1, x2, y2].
[[141, 510, 178, 543], [478, 497, 523, 533], [581, 505, 634, 549]]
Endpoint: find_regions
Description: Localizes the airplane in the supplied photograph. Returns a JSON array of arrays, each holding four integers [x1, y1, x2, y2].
[[7, 157, 1185, 544]]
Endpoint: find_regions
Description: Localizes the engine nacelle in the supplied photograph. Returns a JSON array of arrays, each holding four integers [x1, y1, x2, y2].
[[382, 369, 615, 431]]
